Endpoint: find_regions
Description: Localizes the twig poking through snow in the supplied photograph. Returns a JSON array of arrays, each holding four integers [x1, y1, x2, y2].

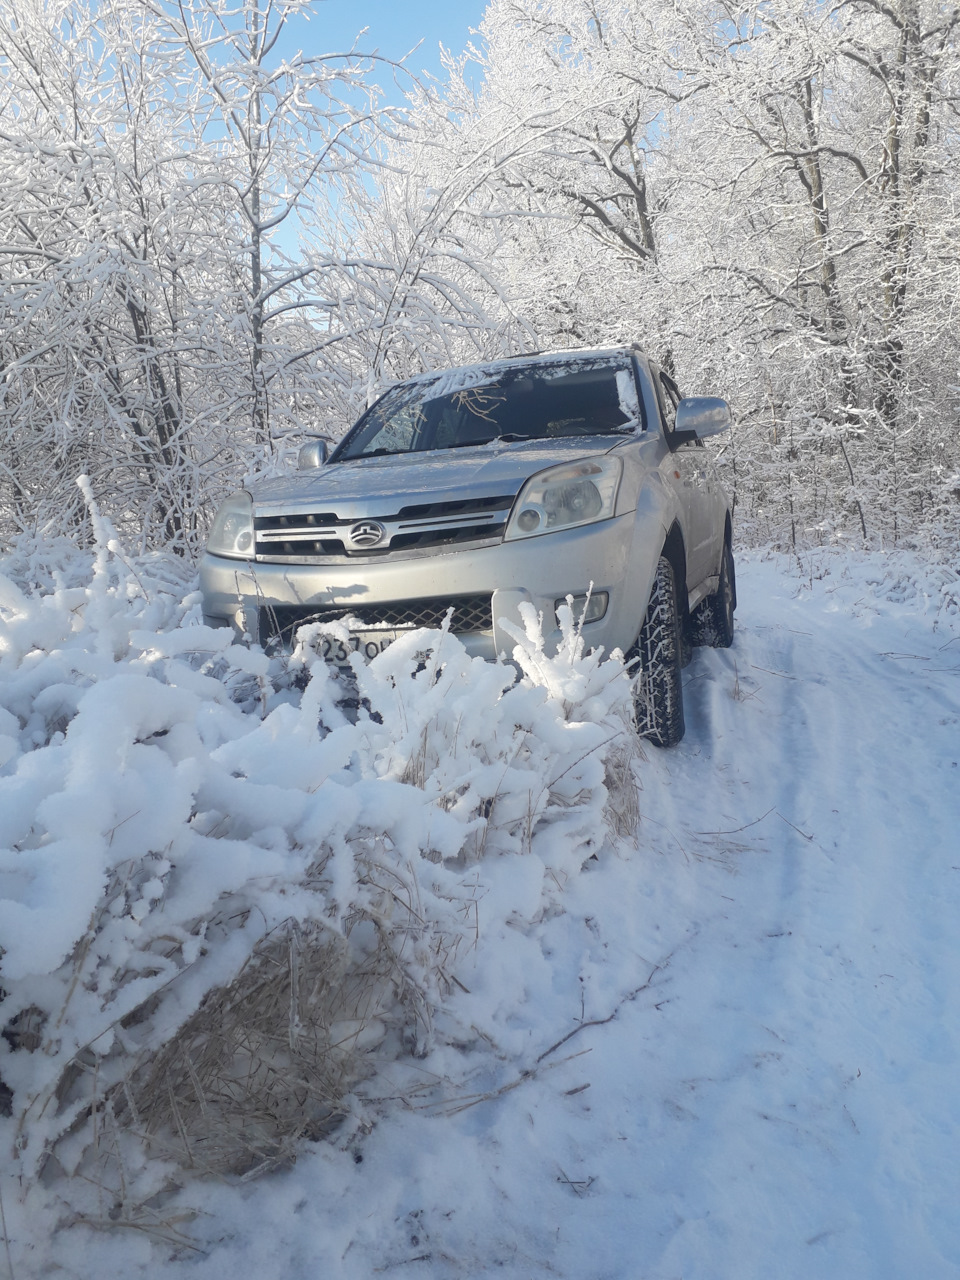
[[0, 1178, 14, 1280], [695, 809, 813, 841]]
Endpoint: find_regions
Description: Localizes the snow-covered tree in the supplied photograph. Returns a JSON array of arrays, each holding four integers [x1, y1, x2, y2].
[[356, 0, 960, 548], [1, 0, 957, 552], [0, 0, 382, 550]]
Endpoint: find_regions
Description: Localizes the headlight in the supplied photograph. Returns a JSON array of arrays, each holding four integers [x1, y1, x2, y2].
[[207, 491, 254, 558], [505, 456, 622, 540]]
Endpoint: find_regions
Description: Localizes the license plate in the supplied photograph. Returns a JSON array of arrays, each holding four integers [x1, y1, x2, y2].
[[317, 630, 400, 666]]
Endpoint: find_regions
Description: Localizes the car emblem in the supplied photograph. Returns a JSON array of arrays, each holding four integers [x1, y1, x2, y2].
[[347, 520, 387, 549]]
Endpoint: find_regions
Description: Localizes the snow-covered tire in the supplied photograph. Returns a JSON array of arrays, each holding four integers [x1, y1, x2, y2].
[[632, 555, 686, 748], [691, 539, 736, 649]]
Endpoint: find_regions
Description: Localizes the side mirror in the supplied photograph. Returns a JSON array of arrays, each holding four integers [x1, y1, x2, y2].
[[674, 397, 733, 442], [298, 439, 329, 469]]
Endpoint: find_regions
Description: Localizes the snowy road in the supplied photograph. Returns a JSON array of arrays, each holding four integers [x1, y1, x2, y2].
[[14, 552, 960, 1279], [618, 555, 960, 1278]]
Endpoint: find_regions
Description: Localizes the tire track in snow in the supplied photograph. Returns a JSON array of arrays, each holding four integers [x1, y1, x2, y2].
[[625, 557, 960, 1279]]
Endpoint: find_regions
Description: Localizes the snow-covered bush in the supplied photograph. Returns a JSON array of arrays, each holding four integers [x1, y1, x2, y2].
[[0, 524, 639, 1204]]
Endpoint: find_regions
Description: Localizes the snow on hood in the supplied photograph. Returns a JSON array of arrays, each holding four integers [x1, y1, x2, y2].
[[248, 436, 624, 517]]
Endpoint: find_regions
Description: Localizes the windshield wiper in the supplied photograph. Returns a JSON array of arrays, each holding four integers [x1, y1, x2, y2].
[[443, 432, 537, 449], [349, 432, 540, 458]]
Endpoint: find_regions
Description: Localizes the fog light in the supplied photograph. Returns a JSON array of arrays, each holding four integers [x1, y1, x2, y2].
[[555, 591, 609, 625]]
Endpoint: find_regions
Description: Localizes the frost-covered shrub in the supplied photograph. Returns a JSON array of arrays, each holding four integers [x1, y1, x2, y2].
[[0, 526, 639, 1201]]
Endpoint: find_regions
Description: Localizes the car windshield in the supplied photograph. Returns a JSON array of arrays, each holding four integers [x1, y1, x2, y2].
[[332, 358, 641, 461]]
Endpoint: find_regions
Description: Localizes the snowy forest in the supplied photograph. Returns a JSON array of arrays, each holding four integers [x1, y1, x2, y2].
[[2, 0, 958, 555]]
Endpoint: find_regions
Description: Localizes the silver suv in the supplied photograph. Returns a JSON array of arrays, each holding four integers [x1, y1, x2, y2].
[[200, 347, 735, 746]]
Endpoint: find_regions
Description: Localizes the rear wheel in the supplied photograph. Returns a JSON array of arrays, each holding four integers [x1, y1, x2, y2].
[[691, 539, 735, 649], [632, 555, 686, 748]]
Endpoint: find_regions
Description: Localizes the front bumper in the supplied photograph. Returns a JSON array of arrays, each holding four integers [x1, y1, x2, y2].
[[200, 512, 659, 660]]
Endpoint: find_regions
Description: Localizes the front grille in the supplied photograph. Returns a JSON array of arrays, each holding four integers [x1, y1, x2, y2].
[[254, 495, 514, 559], [392, 497, 510, 520], [257, 534, 349, 556], [388, 522, 505, 552], [259, 594, 493, 649]]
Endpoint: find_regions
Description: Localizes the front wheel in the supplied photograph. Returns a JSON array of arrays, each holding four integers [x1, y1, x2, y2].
[[631, 555, 686, 748], [691, 539, 736, 649]]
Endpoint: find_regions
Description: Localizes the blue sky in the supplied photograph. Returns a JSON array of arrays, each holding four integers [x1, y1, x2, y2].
[[294, 1, 490, 94]]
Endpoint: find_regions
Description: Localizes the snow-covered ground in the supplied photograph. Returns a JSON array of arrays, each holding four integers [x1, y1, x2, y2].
[[3, 548, 959, 1279]]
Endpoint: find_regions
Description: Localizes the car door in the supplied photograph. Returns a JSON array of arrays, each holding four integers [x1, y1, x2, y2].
[[656, 372, 715, 589]]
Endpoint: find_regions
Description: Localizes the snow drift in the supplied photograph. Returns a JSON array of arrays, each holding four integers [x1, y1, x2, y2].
[[0, 509, 640, 1202]]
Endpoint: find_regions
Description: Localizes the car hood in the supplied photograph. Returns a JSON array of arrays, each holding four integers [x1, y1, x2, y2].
[[248, 436, 625, 517]]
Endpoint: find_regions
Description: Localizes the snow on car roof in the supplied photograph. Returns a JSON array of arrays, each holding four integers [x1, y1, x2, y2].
[[398, 346, 634, 400]]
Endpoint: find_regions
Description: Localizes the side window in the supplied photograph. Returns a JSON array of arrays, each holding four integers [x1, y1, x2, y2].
[[656, 372, 679, 434], [659, 372, 704, 448]]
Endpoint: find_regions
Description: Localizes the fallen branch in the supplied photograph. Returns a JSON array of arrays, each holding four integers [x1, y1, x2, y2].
[[695, 808, 813, 841], [537, 957, 668, 1063]]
